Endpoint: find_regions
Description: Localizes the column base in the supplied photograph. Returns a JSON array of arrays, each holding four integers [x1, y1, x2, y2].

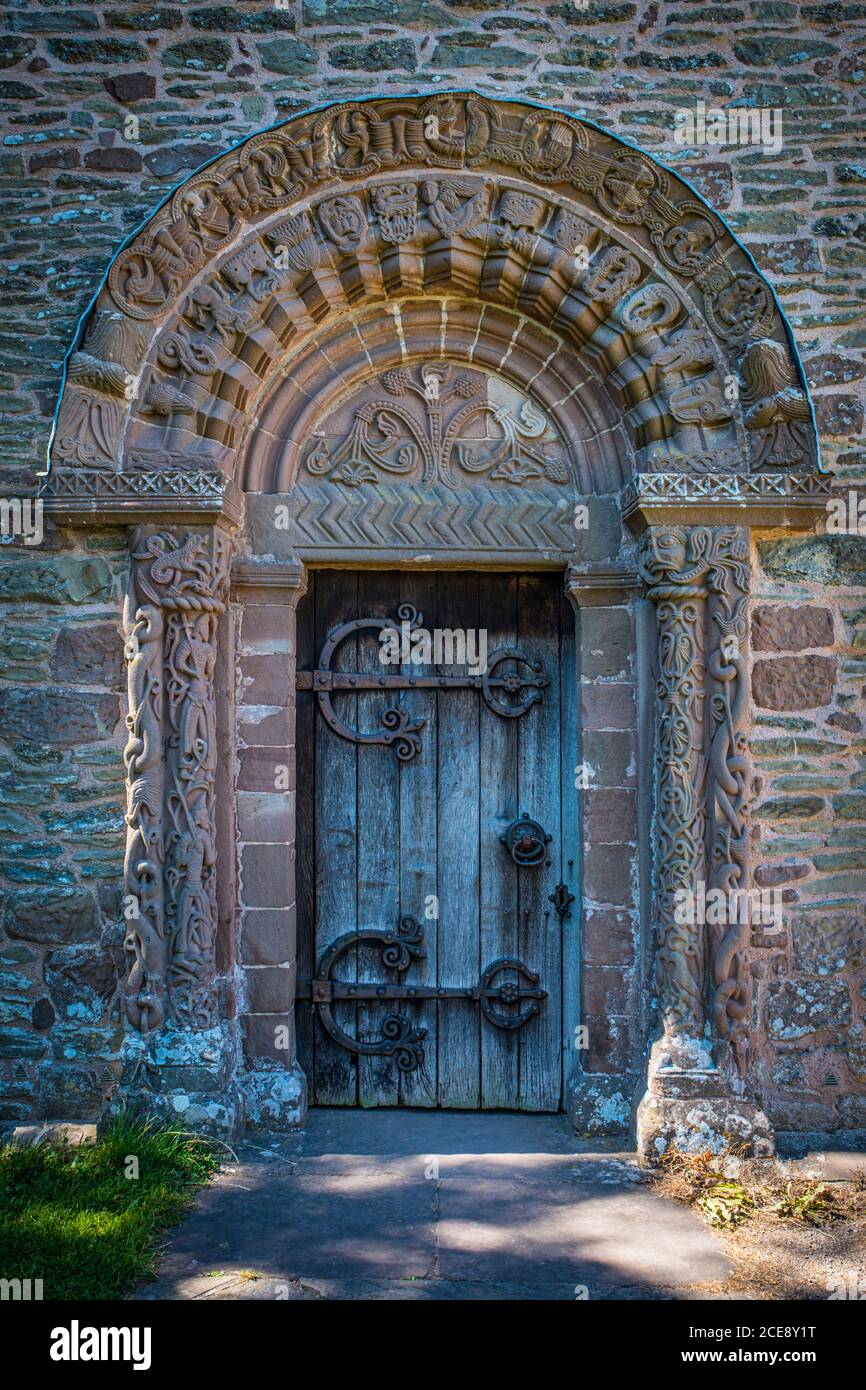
[[113, 1023, 244, 1142], [569, 1074, 639, 1137], [241, 1061, 307, 1132], [636, 1035, 775, 1161]]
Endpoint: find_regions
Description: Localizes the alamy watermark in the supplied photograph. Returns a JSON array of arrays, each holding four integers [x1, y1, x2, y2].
[[674, 883, 784, 932], [674, 100, 783, 155], [379, 617, 488, 675], [0, 497, 43, 546], [824, 491, 866, 535]]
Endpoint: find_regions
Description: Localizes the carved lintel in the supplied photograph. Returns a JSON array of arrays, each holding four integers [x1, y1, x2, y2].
[[640, 525, 754, 1074], [123, 525, 232, 1034]]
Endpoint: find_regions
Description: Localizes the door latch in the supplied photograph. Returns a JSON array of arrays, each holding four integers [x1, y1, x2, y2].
[[548, 882, 575, 920]]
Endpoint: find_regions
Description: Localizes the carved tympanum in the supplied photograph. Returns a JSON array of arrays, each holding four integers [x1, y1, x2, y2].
[[123, 527, 231, 1033], [301, 363, 569, 489]]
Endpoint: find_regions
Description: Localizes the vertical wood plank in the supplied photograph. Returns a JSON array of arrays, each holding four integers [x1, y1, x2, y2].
[[294, 572, 316, 1096], [517, 573, 562, 1111], [398, 572, 440, 1107], [313, 570, 359, 1105], [436, 571, 481, 1109], [356, 571, 401, 1106], [478, 572, 520, 1108], [559, 590, 581, 1105]]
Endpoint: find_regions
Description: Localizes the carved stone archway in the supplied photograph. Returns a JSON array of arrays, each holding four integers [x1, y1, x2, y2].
[[42, 93, 826, 1150]]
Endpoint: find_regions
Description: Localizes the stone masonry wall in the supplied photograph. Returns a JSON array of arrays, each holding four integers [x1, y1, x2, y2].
[[0, 0, 864, 1135], [0, 528, 126, 1122]]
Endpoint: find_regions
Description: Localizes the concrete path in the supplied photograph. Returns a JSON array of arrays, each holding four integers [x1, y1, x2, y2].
[[139, 1109, 733, 1301]]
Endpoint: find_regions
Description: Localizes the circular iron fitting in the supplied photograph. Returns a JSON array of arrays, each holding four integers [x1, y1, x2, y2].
[[500, 812, 552, 867], [480, 957, 548, 1031]]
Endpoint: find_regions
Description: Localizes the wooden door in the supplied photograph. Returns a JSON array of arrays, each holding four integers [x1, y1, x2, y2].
[[296, 570, 578, 1110]]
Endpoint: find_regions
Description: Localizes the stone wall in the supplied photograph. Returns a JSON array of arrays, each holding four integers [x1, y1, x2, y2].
[[0, 527, 126, 1122], [751, 530, 866, 1146], [0, 0, 864, 1137]]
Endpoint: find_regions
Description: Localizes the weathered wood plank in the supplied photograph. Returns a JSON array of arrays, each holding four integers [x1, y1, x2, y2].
[[479, 572, 520, 1108], [295, 571, 316, 1093], [517, 573, 562, 1111], [313, 570, 359, 1105], [356, 571, 401, 1106], [436, 571, 481, 1109], [398, 571, 440, 1108], [559, 590, 582, 1102]]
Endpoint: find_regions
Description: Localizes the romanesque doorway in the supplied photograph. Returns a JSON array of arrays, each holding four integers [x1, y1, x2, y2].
[[41, 91, 824, 1148], [295, 569, 579, 1110]]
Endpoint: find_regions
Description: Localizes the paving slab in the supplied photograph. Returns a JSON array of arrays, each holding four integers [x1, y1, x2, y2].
[[137, 1108, 732, 1301]]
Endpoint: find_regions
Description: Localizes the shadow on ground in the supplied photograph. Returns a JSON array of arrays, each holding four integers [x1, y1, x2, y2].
[[136, 1109, 734, 1301]]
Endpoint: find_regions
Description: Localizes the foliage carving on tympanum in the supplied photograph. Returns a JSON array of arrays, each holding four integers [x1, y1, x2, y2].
[[301, 363, 569, 489]]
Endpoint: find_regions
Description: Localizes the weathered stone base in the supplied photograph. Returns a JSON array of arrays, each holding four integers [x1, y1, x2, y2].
[[112, 1024, 244, 1142], [636, 1036, 775, 1161], [569, 1075, 638, 1137], [242, 1062, 307, 1132], [104, 1030, 307, 1140]]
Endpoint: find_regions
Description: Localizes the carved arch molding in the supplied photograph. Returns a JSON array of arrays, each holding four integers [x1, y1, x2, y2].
[[42, 94, 825, 1125]]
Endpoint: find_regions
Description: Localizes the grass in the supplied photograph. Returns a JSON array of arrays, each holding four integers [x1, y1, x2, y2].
[[0, 1115, 222, 1300]]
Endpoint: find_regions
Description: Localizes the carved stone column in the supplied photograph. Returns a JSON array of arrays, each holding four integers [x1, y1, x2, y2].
[[635, 525, 773, 1158], [119, 524, 242, 1137]]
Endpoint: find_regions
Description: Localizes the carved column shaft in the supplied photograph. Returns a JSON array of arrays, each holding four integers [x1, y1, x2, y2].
[[640, 525, 753, 1068], [705, 528, 753, 1076], [640, 530, 708, 1041], [123, 525, 232, 1035]]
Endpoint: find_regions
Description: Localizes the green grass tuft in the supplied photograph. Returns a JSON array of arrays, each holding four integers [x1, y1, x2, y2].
[[0, 1114, 221, 1300]]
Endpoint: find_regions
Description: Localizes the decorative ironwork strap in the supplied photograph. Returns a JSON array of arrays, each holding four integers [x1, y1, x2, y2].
[[296, 604, 547, 761], [297, 916, 547, 1072]]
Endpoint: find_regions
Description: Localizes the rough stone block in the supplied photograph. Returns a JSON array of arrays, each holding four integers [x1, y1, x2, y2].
[[236, 790, 294, 843], [793, 912, 866, 975], [767, 976, 852, 1040], [4, 886, 99, 946], [581, 728, 637, 787], [242, 1011, 295, 1065], [752, 604, 834, 652], [752, 655, 837, 710], [583, 907, 638, 967], [579, 606, 633, 679], [583, 843, 637, 907], [0, 687, 120, 745], [50, 621, 124, 687], [241, 909, 293, 967], [245, 964, 294, 1014], [241, 844, 291, 908]]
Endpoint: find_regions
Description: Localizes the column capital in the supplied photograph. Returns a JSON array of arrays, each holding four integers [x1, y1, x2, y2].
[[231, 556, 308, 606], [564, 563, 639, 608]]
